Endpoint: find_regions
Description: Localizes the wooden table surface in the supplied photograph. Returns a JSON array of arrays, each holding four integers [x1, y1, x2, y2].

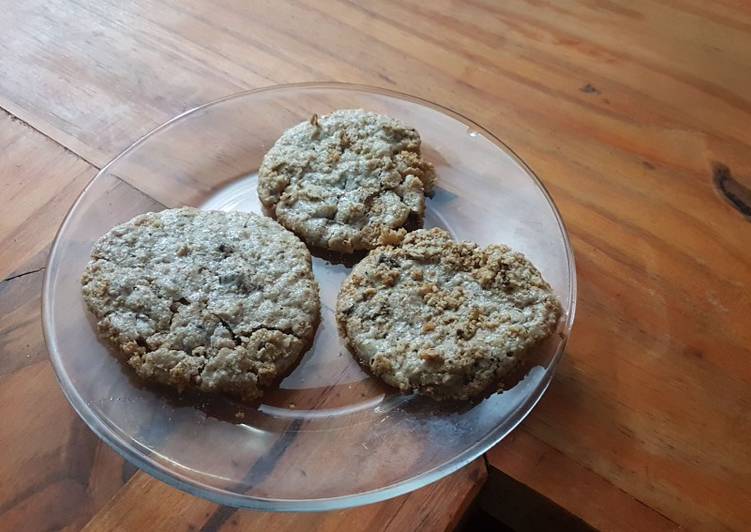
[[1, 1, 750, 530]]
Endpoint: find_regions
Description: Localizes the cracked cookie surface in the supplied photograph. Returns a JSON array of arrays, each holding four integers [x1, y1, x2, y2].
[[258, 109, 436, 253], [81, 207, 320, 401], [336, 228, 561, 400]]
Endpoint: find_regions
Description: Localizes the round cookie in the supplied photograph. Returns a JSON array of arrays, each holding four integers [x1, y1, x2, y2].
[[81, 207, 320, 401], [258, 109, 436, 253], [336, 228, 561, 401]]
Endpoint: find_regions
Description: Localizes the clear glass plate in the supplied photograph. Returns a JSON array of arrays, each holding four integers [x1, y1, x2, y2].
[[42, 83, 576, 511]]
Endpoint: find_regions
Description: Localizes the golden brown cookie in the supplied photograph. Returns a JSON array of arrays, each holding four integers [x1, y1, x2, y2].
[[258, 109, 435, 253], [81, 207, 320, 401], [336, 228, 561, 400]]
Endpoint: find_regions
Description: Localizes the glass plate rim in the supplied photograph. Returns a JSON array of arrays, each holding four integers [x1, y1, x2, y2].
[[41, 81, 577, 511]]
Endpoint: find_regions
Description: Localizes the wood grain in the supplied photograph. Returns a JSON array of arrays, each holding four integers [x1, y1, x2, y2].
[[0, 111, 132, 531], [0, 113, 95, 280], [487, 430, 680, 531], [0, 0, 750, 529], [82, 459, 485, 532]]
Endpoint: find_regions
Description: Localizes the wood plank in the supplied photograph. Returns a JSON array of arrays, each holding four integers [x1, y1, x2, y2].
[[80, 473, 217, 532], [0, 271, 47, 378], [0, 0, 750, 529], [82, 459, 485, 532], [0, 113, 95, 280], [0, 112, 128, 530], [486, 429, 680, 532], [0, 361, 131, 531], [0, 0, 749, 175]]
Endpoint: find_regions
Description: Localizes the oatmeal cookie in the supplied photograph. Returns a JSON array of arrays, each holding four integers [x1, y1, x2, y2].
[[258, 109, 436, 253], [81, 207, 320, 401], [336, 228, 561, 400]]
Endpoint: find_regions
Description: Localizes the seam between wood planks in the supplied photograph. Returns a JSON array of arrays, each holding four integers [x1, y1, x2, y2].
[[0, 104, 100, 170], [487, 428, 682, 530]]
